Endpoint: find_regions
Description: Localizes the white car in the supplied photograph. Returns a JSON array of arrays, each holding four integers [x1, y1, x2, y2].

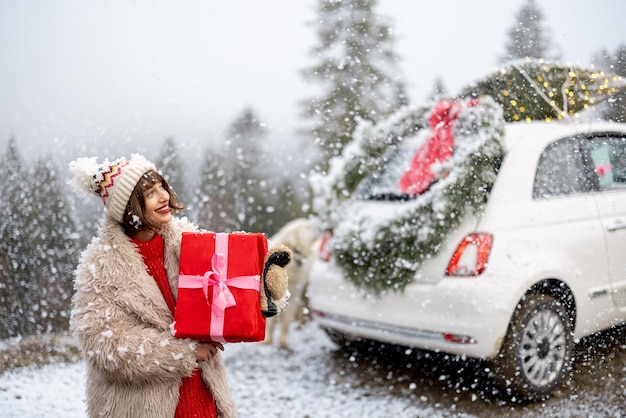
[[308, 119, 626, 400]]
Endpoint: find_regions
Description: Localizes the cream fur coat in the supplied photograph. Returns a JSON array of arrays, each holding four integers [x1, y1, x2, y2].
[[71, 216, 237, 418]]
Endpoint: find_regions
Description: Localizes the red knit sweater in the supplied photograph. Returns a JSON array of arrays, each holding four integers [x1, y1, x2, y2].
[[132, 233, 218, 418]]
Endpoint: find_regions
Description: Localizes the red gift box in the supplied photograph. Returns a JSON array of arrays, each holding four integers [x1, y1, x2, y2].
[[173, 232, 268, 343]]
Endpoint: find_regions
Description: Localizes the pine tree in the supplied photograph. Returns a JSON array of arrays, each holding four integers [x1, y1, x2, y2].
[[258, 177, 309, 237], [593, 44, 626, 123], [500, 0, 560, 63], [220, 107, 269, 232], [194, 107, 265, 232], [0, 139, 35, 337], [193, 107, 306, 235], [427, 76, 447, 102], [156, 136, 188, 202], [24, 157, 80, 334], [193, 147, 230, 232], [0, 147, 81, 337], [301, 0, 408, 171], [224, 107, 267, 176]]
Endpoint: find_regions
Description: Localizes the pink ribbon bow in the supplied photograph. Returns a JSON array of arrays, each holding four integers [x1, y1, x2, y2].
[[204, 251, 236, 318]]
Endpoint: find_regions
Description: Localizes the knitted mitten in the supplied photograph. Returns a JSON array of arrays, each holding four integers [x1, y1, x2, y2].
[[260, 245, 292, 318]]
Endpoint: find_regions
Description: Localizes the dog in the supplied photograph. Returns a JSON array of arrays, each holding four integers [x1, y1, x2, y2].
[[264, 217, 319, 349]]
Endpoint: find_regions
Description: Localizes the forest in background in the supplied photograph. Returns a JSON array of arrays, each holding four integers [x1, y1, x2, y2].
[[1, 0, 625, 339]]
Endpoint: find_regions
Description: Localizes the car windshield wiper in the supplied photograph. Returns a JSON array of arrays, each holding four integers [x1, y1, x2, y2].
[[362, 192, 415, 201]]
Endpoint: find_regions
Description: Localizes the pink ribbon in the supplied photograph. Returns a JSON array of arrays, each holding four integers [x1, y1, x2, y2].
[[178, 233, 261, 342]]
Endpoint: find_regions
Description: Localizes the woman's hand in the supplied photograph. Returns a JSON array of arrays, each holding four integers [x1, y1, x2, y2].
[[194, 341, 224, 362]]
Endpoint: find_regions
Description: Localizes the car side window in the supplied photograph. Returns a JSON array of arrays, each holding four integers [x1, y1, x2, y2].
[[533, 137, 590, 198], [586, 135, 626, 191]]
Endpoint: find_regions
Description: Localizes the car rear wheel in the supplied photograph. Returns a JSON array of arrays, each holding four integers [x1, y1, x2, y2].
[[493, 293, 573, 400]]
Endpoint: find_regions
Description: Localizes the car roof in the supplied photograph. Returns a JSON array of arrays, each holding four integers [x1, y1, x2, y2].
[[503, 119, 626, 154]]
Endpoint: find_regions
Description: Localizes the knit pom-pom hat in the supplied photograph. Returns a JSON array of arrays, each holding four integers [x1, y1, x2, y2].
[[69, 154, 157, 223]]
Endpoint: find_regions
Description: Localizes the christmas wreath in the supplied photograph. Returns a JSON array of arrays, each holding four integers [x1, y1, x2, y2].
[[311, 96, 506, 295]]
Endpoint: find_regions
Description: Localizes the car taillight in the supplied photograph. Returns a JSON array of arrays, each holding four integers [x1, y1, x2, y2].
[[445, 233, 493, 277], [318, 231, 332, 262]]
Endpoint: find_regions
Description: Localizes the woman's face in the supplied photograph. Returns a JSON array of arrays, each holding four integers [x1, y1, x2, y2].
[[142, 181, 172, 226]]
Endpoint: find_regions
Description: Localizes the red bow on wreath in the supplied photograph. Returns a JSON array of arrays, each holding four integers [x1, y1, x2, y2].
[[397, 99, 478, 195]]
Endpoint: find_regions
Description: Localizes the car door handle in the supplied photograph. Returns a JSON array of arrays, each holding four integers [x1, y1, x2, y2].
[[607, 222, 626, 232]]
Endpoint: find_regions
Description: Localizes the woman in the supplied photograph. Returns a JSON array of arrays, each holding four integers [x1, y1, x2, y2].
[[69, 154, 236, 418]]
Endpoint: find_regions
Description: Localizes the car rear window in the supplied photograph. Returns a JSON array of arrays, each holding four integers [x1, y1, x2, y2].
[[356, 137, 425, 201]]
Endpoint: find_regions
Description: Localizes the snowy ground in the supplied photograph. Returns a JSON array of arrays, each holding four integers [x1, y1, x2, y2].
[[0, 323, 438, 418], [1, 321, 625, 417]]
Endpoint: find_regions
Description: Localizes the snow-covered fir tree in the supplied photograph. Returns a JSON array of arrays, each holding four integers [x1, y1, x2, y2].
[[194, 107, 276, 233], [301, 0, 408, 171], [0, 139, 30, 337], [426, 76, 447, 103], [156, 136, 188, 202], [222, 107, 269, 232], [23, 157, 80, 335], [0, 143, 80, 337], [192, 106, 308, 235], [194, 147, 230, 231], [500, 0, 560, 63], [260, 177, 309, 236]]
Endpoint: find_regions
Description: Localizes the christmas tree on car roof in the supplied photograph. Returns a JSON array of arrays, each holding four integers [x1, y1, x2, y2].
[[460, 58, 624, 123]]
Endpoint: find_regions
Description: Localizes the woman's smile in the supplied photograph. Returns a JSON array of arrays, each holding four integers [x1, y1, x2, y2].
[[156, 204, 171, 214]]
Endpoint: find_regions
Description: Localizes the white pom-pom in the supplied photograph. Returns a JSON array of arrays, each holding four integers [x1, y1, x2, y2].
[[68, 157, 101, 196], [130, 153, 149, 165], [130, 153, 156, 172]]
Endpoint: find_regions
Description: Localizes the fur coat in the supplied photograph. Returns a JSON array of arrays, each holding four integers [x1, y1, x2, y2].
[[71, 216, 237, 418]]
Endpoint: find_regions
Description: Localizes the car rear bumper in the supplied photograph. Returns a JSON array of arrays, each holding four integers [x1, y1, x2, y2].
[[308, 260, 522, 359]]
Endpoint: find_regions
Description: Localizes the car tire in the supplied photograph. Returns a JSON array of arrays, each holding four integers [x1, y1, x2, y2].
[[492, 293, 573, 400]]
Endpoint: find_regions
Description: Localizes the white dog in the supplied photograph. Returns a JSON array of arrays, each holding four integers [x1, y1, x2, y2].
[[264, 217, 319, 349]]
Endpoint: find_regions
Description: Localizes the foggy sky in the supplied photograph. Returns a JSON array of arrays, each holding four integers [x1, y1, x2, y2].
[[0, 0, 624, 161]]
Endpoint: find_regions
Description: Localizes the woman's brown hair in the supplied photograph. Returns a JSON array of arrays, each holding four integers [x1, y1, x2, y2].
[[122, 170, 185, 236]]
